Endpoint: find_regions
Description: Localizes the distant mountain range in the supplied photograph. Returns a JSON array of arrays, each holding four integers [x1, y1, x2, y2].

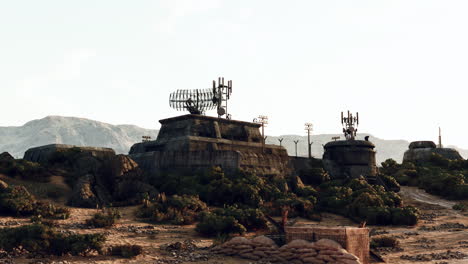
[[0, 116, 159, 158], [0, 116, 466, 164]]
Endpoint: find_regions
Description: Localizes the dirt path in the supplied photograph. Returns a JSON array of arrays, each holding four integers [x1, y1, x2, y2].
[[399, 186, 457, 209]]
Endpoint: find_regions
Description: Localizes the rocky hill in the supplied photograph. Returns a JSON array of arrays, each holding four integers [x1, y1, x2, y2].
[[0, 116, 159, 158], [0, 116, 466, 163]]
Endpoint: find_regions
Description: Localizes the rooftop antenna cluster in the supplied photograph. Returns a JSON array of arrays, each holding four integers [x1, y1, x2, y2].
[[169, 77, 232, 118], [341, 110, 359, 140]]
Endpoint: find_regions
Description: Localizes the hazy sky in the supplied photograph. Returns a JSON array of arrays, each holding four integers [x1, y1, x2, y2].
[[2, 1, 468, 147]]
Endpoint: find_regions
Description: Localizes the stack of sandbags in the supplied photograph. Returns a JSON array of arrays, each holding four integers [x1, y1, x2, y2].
[[211, 236, 362, 264]]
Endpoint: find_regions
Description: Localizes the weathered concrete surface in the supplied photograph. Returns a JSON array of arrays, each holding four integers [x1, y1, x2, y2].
[[24, 144, 115, 163], [403, 141, 463, 164], [322, 140, 377, 179], [130, 115, 294, 177]]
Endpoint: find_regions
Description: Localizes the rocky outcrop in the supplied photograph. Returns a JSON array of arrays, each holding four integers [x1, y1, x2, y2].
[[211, 236, 362, 264], [0, 152, 14, 162], [23, 144, 156, 208], [403, 141, 463, 164], [69, 174, 100, 208]]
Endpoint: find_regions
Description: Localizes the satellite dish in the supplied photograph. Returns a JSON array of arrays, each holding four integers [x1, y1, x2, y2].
[[217, 107, 226, 116]]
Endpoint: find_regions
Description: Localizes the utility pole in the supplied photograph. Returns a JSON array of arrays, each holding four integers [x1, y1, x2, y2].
[[293, 140, 299, 157], [438, 127, 443, 148], [305, 123, 313, 158], [253, 115, 269, 153], [278, 138, 284, 147]]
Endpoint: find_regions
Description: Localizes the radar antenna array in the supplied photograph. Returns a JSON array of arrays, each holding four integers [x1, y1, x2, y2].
[[168, 77, 233, 118]]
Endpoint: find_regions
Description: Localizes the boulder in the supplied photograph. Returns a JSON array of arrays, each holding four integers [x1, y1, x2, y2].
[[0, 179, 8, 190]]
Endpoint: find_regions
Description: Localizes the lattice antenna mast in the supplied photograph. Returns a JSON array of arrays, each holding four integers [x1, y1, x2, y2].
[[212, 77, 233, 119], [341, 110, 359, 140]]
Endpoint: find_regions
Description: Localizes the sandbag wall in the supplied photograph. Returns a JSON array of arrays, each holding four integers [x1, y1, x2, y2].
[[211, 236, 362, 264]]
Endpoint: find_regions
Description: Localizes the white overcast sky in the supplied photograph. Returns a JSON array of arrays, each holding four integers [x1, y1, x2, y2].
[[1, 1, 468, 147]]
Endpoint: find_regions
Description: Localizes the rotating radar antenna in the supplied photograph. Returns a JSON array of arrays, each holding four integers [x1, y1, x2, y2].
[[341, 110, 359, 140], [169, 77, 233, 119]]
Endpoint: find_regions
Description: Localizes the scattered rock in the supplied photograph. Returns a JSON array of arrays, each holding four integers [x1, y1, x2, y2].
[[400, 250, 468, 261]]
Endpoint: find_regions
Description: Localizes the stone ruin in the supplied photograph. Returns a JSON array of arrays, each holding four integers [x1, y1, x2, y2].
[[129, 114, 293, 177], [211, 235, 364, 264], [403, 140, 462, 164]]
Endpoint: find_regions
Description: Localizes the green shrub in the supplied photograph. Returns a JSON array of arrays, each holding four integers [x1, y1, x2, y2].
[[34, 201, 71, 219], [136, 194, 207, 225], [453, 202, 468, 211], [86, 209, 121, 228], [390, 206, 419, 226], [0, 159, 50, 182], [0, 186, 36, 215], [380, 174, 401, 192], [0, 185, 70, 219], [212, 206, 268, 230], [0, 223, 106, 255], [108, 244, 143, 258], [195, 212, 246, 237], [371, 236, 400, 248], [363, 207, 392, 225]]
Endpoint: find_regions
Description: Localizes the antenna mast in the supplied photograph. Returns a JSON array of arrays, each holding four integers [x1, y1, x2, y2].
[[341, 110, 359, 140]]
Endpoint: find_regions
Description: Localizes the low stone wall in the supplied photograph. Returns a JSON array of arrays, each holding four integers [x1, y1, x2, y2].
[[211, 236, 362, 264]]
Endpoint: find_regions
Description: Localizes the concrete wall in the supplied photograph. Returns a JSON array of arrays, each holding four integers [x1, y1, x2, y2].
[[24, 144, 115, 163]]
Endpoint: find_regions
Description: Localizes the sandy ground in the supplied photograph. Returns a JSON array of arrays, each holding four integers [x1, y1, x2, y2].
[[369, 186, 468, 264], [0, 183, 467, 263]]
